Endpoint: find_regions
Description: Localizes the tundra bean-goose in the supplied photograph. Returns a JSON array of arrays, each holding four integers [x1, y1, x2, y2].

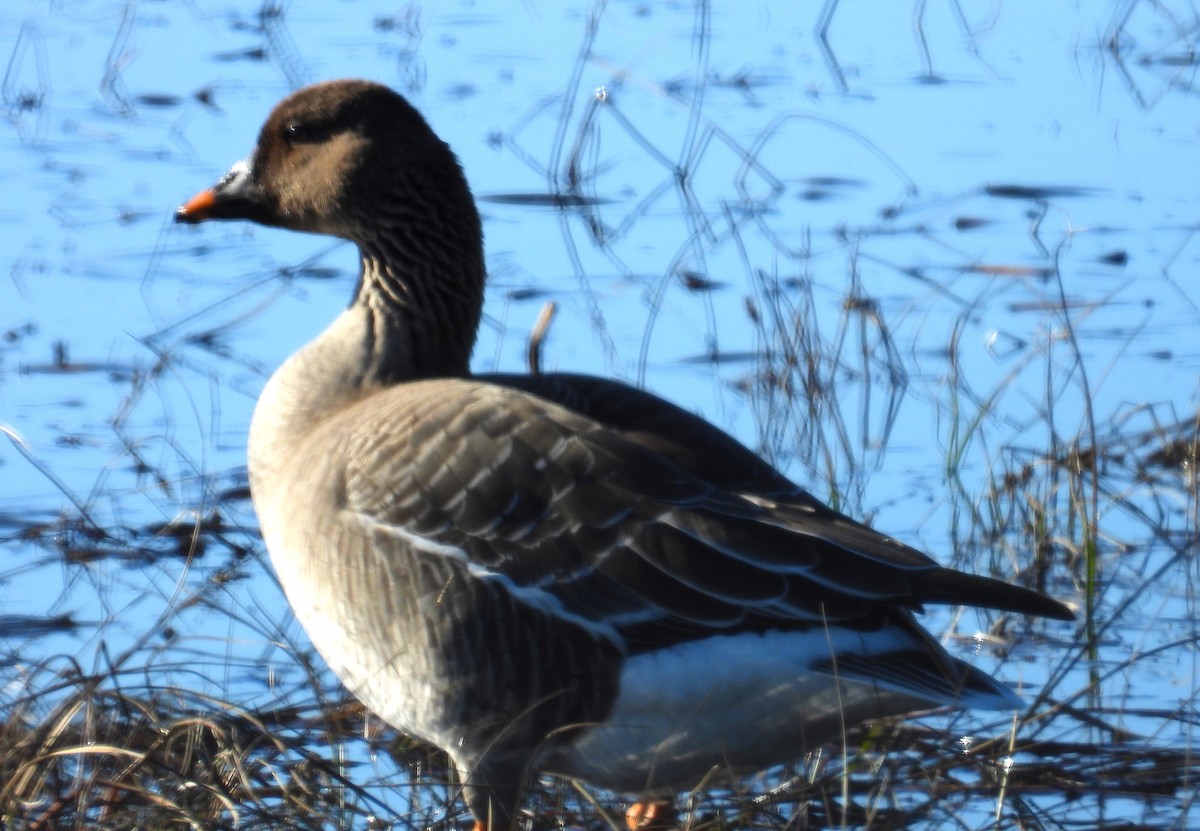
[[175, 79, 1074, 831]]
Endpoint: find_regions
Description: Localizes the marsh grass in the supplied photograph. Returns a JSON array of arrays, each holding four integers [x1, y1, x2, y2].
[[3, 0, 1199, 829], [5, 218, 1196, 830]]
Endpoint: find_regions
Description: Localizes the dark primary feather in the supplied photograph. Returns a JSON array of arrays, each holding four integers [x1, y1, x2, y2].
[[486, 373, 1073, 619]]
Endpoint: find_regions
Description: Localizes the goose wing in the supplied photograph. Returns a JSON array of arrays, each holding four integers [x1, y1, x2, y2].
[[340, 377, 1070, 657], [487, 372, 1072, 623]]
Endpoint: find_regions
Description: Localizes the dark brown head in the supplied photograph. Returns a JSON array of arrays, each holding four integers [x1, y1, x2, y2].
[[176, 80, 480, 247]]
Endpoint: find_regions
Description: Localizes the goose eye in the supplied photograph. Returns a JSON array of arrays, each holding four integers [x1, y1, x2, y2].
[[285, 120, 328, 145]]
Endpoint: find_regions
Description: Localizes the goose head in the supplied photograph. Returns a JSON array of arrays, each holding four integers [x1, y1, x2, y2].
[[177, 80, 478, 241]]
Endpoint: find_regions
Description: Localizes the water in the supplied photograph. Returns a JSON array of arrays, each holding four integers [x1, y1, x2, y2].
[[1, 0, 1197, 828]]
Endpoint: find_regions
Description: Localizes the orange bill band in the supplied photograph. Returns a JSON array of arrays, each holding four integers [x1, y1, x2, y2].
[[178, 188, 217, 219]]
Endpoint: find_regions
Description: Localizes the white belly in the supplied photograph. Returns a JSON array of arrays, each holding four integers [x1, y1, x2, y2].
[[539, 627, 931, 793]]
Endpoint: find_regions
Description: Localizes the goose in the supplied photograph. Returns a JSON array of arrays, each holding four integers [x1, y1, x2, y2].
[[175, 79, 1073, 831]]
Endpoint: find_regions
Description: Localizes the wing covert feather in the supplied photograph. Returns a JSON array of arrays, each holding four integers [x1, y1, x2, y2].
[[337, 377, 1068, 656]]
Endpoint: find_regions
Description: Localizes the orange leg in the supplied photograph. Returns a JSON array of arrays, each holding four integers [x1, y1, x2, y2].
[[625, 798, 678, 830]]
